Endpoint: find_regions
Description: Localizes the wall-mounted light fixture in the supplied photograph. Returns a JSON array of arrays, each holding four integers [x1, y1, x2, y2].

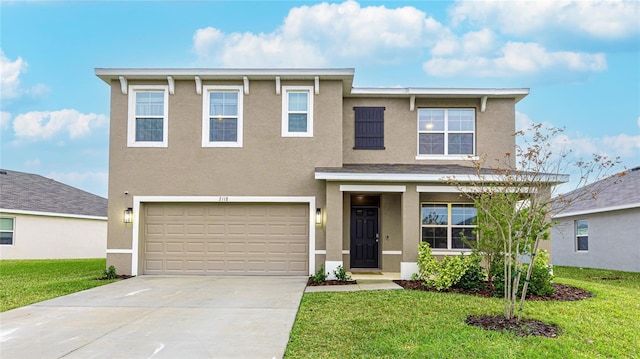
[[124, 207, 133, 223], [316, 208, 322, 225]]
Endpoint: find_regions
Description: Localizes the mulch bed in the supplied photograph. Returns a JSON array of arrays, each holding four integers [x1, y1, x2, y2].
[[307, 278, 357, 286], [392, 280, 593, 338], [466, 315, 560, 337], [96, 274, 134, 281], [392, 281, 592, 301]]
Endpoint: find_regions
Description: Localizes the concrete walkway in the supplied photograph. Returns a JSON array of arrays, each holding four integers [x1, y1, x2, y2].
[[0, 276, 307, 359], [304, 272, 404, 293]]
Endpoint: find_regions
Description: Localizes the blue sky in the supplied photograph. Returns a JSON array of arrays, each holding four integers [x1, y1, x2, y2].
[[1, 0, 638, 197]]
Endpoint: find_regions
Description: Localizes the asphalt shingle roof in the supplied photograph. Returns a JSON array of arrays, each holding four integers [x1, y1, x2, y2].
[[0, 169, 107, 217], [553, 167, 640, 215]]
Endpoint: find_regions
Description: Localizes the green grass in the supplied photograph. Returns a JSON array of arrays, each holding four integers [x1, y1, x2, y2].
[[286, 266, 640, 358], [0, 258, 118, 312]]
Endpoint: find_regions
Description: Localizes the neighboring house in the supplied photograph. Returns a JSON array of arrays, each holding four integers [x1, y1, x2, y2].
[[96, 67, 539, 279], [0, 169, 107, 259], [551, 167, 640, 272]]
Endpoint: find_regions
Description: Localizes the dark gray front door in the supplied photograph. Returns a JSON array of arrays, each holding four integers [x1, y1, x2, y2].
[[350, 206, 379, 268]]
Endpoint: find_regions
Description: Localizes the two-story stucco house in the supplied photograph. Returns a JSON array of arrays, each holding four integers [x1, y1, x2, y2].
[[95, 68, 531, 279]]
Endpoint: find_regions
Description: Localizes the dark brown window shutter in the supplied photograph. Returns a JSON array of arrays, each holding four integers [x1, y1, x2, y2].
[[354, 107, 385, 149]]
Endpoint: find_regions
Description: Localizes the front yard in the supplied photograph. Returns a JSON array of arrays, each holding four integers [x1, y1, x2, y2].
[[286, 267, 640, 358], [0, 258, 117, 312]]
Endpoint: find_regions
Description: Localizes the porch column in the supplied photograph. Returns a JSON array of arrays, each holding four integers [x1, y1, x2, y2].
[[401, 184, 420, 279], [325, 182, 343, 278]]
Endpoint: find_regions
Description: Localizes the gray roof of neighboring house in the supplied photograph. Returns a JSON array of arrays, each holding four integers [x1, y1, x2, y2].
[[553, 166, 640, 218], [0, 169, 107, 217]]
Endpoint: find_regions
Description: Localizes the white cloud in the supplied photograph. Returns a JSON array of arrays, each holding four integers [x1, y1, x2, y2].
[[516, 112, 639, 172], [192, 0, 441, 67], [451, 0, 640, 39], [424, 41, 606, 77], [12, 109, 108, 140], [0, 49, 49, 101], [602, 133, 640, 157], [0, 111, 11, 130], [46, 171, 108, 197], [0, 49, 26, 100], [637, 116, 640, 128]]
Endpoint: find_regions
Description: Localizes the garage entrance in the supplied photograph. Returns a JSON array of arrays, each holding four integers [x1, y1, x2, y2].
[[140, 202, 309, 275]]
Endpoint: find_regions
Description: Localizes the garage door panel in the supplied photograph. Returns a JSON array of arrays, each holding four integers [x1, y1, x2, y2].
[[186, 242, 205, 253], [142, 203, 309, 275]]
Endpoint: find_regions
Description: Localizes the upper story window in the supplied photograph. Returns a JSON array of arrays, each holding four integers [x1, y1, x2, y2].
[[354, 107, 385, 150], [202, 85, 243, 147], [421, 203, 477, 250], [128, 85, 169, 147], [417, 108, 475, 158], [0, 217, 15, 245], [282, 86, 313, 137], [575, 219, 588, 251]]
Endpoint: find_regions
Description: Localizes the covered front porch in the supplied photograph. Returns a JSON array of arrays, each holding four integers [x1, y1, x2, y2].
[[315, 164, 484, 280]]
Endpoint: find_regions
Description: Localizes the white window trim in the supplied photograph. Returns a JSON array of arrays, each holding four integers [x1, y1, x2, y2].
[[202, 85, 244, 148], [416, 108, 476, 158], [420, 202, 476, 251], [575, 219, 589, 252], [127, 85, 169, 148], [0, 216, 15, 246], [282, 86, 314, 137]]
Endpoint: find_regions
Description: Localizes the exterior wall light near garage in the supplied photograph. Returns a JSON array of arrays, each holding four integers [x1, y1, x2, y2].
[[316, 208, 322, 225], [124, 207, 133, 223]]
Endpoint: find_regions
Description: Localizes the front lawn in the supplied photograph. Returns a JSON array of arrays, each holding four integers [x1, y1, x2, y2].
[[286, 266, 640, 358], [0, 258, 117, 312]]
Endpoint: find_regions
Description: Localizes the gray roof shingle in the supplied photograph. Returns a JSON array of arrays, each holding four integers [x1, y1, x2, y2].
[[0, 169, 107, 217], [553, 167, 640, 216]]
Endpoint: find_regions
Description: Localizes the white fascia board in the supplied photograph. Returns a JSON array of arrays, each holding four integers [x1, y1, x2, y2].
[[0, 208, 107, 221], [416, 185, 538, 193], [339, 185, 406, 192], [316, 172, 495, 182], [349, 87, 530, 101], [552, 202, 640, 219], [315, 172, 568, 184], [96, 68, 355, 83]]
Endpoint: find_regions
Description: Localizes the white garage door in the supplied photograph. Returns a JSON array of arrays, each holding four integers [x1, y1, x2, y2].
[[141, 203, 309, 275]]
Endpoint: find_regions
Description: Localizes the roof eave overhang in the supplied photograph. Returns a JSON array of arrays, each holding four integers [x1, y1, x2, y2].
[[95, 68, 355, 91], [348, 87, 530, 103], [314, 172, 568, 183]]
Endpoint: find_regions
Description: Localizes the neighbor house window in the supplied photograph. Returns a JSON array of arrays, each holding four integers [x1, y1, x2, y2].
[[421, 203, 476, 250], [202, 85, 243, 147], [0, 217, 15, 245], [354, 107, 385, 149], [282, 86, 313, 137], [417, 108, 475, 157], [576, 219, 588, 251], [128, 85, 169, 147]]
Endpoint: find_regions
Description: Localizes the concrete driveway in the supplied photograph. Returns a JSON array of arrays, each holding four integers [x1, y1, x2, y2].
[[0, 276, 307, 359]]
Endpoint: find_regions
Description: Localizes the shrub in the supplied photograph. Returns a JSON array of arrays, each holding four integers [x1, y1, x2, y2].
[[417, 242, 485, 291], [454, 253, 486, 291], [104, 265, 118, 280], [491, 249, 554, 297], [333, 265, 352, 282], [311, 265, 328, 283]]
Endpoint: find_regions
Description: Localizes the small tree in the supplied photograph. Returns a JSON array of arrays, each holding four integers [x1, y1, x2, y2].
[[450, 124, 620, 320]]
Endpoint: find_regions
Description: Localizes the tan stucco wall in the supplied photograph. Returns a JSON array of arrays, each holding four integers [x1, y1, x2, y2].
[[0, 213, 106, 259], [343, 97, 516, 166], [107, 79, 345, 272]]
